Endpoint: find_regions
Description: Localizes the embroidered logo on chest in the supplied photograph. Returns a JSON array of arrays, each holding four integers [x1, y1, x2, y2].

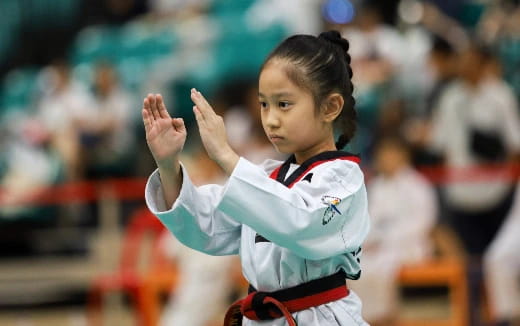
[[321, 195, 342, 225]]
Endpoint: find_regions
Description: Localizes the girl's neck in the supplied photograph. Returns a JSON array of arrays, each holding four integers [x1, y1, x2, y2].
[[294, 139, 338, 164]]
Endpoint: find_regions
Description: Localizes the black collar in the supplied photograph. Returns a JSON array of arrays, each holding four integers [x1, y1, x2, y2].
[[270, 151, 360, 188]]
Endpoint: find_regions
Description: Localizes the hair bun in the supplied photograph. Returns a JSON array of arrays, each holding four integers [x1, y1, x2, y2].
[[319, 30, 349, 52]]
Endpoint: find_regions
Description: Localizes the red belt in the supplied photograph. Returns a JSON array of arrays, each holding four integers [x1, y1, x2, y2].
[[223, 271, 348, 326]]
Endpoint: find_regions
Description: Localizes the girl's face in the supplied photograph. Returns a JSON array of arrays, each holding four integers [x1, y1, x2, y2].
[[258, 60, 336, 163]]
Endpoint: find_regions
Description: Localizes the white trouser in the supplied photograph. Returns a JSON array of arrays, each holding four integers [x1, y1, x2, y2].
[[484, 184, 520, 320], [160, 235, 236, 326], [349, 250, 400, 322]]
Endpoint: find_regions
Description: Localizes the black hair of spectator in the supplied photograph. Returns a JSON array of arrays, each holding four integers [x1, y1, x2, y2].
[[431, 35, 455, 57], [262, 31, 357, 150], [359, 0, 399, 25], [468, 40, 496, 62], [374, 134, 412, 157], [213, 78, 258, 109]]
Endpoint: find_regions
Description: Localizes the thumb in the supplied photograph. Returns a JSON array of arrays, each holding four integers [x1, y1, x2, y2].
[[172, 118, 186, 132]]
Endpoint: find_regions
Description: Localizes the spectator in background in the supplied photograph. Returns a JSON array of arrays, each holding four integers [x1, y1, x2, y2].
[[484, 182, 520, 326], [340, 1, 405, 158], [36, 59, 95, 181], [424, 36, 458, 118], [406, 35, 457, 168], [246, 0, 323, 35], [350, 136, 437, 326], [0, 115, 62, 219], [342, 1, 405, 87], [81, 62, 136, 178], [0, 107, 64, 256], [429, 41, 520, 325], [476, 1, 520, 99], [148, 0, 212, 19]]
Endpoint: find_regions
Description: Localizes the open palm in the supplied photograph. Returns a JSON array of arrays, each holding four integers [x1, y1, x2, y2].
[[142, 94, 186, 167]]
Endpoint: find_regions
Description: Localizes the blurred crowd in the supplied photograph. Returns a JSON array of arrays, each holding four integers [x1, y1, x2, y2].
[[0, 0, 519, 325]]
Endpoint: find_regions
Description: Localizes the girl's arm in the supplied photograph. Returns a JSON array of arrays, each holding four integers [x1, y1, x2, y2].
[[142, 93, 186, 207], [145, 164, 241, 256], [217, 158, 370, 260], [143, 93, 240, 255], [190, 89, 239, 175]]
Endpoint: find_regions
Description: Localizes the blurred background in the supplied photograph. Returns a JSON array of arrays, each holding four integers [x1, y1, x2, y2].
[[0, 0, 519, 325]]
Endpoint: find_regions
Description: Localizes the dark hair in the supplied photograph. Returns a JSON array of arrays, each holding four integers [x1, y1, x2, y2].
[[468, 40, 495, 62], [261, 30, 357, 149], [431, 35, 455, 57]]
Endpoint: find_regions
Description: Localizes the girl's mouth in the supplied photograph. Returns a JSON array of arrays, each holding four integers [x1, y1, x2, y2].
[[269, 135, 284, 143]]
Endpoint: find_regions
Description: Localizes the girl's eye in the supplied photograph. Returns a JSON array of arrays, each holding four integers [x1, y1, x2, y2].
[[279, 101, 291, 109], [259, 101, 268, 109]]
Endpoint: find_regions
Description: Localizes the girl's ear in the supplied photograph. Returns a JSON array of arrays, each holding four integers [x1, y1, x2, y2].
[[322, 93, 344, 122]]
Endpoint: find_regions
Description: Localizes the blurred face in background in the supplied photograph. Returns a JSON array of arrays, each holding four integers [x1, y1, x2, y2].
[[457, 47, 486, 85], [94, 64, 118, 96], [356, 6, 381, 31], [245, 84, 261, 126], [374, 139, 410, 177], [428, 50, 455, 81], [51, 61, 71, 92]]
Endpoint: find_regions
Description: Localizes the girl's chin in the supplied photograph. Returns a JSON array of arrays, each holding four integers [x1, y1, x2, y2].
[[271, 143, 292, 154]]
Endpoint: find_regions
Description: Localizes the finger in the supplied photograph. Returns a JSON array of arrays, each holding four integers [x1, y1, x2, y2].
[[142, 99, 154, 133], [190, 88, 214, 118], [144, 97, 155, 122], [172, 117, 186, 133], [142, 108, 152, 133], [156, 94, 170, 119], [148, 93, 159, 120], [146, 94, 157, 120], [197, 90, 213, 110], [193, 105, 204, 124]]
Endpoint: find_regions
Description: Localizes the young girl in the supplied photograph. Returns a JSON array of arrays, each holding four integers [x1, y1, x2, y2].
[[143, 31, 370, 326]]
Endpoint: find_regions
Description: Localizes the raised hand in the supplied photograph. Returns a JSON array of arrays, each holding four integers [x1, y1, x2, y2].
[[191, 88, 239, 174], [142, 94, 186, 169]]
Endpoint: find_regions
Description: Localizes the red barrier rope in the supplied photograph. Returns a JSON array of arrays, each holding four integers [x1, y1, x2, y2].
[[0, 178, 147, 207], [0, 164, 518, 208]]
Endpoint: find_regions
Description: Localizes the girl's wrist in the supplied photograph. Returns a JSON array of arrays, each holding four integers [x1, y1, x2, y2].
[[215, 147, 239, 175], [157, 157, 181, 176]]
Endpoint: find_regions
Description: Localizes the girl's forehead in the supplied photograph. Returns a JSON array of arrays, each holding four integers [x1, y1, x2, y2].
[[259, 61, 303, 95]]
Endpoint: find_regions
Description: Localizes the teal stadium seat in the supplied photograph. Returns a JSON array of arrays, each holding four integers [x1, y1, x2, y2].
[[498, 37, 520, 99], [119, 23, 178, 63], [70, 23, 179, 92], [167, 9, 287, 126], [209, 0, 257, 15], [0, 67, 40, 116], [70, 26, 122, 65]]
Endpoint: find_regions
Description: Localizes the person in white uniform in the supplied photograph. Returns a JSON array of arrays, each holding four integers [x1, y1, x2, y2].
[[484, 182, 520, 326], [350, 137, 437, 325], [142, 31, 370, 325]]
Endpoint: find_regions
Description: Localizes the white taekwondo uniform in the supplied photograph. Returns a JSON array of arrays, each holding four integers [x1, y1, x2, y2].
[[484, 182, 520, 320], [145, 151, 370, 325]]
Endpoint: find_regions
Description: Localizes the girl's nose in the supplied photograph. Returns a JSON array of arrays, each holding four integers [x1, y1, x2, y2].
[[264, 110, 280, 128]]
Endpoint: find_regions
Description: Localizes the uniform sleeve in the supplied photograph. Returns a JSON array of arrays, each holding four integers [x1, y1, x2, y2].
[[429, 87, 457, 154], [216, 157, 370, 260], [389, 175, 437, 244], [145, 163, 241, 256], [498, 86, 520, 153]]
